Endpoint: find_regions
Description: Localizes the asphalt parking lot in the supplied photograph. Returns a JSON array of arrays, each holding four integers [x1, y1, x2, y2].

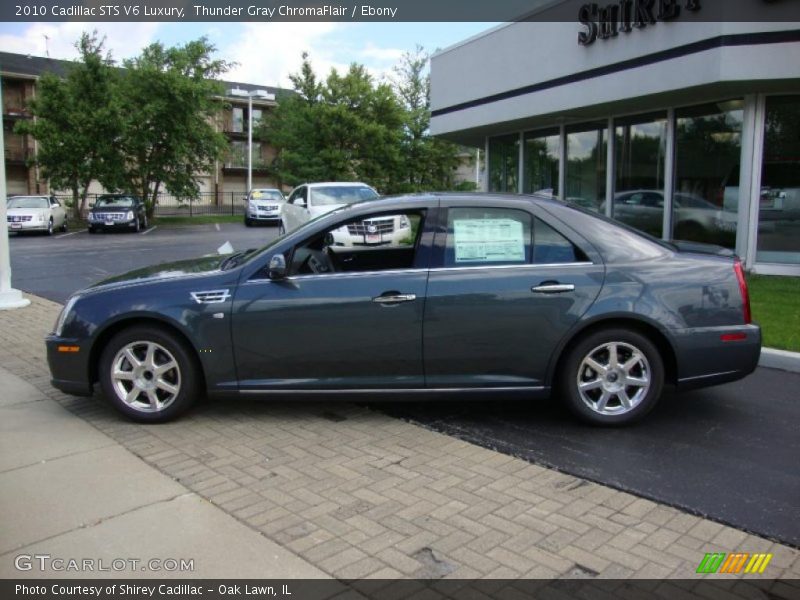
[[7, 221, 799, 549], [8, 222, 279, 303]]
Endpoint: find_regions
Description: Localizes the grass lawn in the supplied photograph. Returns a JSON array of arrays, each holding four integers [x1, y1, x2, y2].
[[747, 274, 800, 352], [153, 215, 244, 226]]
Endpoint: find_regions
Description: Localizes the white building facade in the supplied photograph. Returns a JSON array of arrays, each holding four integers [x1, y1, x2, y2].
[[430, 15, 800, 274]]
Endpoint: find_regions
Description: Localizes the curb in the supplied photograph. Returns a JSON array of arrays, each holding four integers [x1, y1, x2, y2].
[[759, 347, 800, 374]]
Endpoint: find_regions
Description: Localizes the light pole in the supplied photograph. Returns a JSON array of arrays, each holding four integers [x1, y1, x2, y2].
[[0, 78, 30, 309], [227, 88, 274, 194]]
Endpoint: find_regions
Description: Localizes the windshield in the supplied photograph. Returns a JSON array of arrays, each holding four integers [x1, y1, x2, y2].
[[7, 196, 48, 209], [310, 186, 378, 206], [96, 196, 135, 208], [250, 190, 284, 202]]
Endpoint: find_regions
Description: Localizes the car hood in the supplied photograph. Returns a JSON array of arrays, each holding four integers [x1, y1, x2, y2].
[[7, 207, 48, 216], [89, 255, 227, 291], [309, 204, 344, 218]]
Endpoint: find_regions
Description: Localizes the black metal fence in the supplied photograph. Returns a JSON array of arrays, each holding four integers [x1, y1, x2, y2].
[[55, 192, 250, 218]]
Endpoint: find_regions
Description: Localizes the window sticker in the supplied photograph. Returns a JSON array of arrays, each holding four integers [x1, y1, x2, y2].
[[453, 218, 526, 263]]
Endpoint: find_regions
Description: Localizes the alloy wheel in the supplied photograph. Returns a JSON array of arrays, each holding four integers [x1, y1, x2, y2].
[[576, 341, 651, 416], [110, 341, 181, 413]]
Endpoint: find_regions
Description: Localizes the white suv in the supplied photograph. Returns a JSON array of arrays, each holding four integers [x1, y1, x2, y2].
[[244, 188, 286, 226]]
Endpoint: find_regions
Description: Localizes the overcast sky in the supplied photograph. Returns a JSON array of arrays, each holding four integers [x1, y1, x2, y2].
[[0, 21, 497, 87]]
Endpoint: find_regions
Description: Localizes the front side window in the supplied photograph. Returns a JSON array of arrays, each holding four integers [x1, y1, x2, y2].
[[533, 218, 585, 264], [445, 207, 532, 267], [287, 210, 425, 276]]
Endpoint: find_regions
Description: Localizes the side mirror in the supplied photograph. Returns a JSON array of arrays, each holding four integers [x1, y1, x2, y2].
[[268, 254, 287, 280]]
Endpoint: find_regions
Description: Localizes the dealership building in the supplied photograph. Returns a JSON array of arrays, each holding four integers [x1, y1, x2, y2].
[[430, 13, 800, 275]]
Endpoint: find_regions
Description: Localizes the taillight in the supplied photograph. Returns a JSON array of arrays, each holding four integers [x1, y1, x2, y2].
[[733, 259, 751, 324]]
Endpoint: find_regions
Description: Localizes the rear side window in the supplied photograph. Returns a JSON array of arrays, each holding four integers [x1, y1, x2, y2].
[[533, 218, 585, 264], [445, 207, 532, 267]]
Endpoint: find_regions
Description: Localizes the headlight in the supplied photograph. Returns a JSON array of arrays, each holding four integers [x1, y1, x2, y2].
[[88, 213, 95, 221], [126, 211, 134, 220], [54, 295, 80, 337], [399, 215, 411, 229]]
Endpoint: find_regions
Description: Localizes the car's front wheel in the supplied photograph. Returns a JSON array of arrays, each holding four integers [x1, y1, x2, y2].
[[560, 328, 664, 426], [99, 326, 200, 423], [61, 218, 68, 233], [278, 221, 285, 235], [46, 218, 54, 236]]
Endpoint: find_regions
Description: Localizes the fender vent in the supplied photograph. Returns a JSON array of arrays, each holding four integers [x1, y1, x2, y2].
[[190, 289, 231, 304]]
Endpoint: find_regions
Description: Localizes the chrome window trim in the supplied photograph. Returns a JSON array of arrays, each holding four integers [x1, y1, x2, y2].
[[245, 261, 595, 284]]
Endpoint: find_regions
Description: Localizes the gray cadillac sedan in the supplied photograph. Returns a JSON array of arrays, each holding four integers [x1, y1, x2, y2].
[[46, 193, 760, 426]]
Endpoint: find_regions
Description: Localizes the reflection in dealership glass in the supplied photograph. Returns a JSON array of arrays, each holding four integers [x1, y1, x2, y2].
[[45, 193, 761, 428]]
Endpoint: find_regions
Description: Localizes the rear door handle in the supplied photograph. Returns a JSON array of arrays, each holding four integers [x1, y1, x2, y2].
[[531, 283, 575, 294], [373, 293, 417, 304]]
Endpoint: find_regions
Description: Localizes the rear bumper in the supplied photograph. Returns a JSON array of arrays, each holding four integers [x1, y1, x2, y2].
[[673, 324, 761, 391], [46, 335, 94, 396]]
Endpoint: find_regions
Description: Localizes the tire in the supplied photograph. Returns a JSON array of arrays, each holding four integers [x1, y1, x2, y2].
[[88, 226, 96, 234], [98, 325, 201, 423], [134, 216, 141, 233], [46, 218, 54, 236], [559, 328, 664, 426], [61, 218, 68, 233], [278, 221, 286, 236], [142, 214, 148, 229], [244, 216, 252, 227]]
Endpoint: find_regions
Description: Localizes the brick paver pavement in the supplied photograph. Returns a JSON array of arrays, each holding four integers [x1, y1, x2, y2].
[[2, 294, 798, 580]]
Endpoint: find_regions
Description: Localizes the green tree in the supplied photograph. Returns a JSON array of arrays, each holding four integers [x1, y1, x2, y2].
[[116, 38, 230, 217], [16, 32, 121, 217], [260, 54, 404, 191], [391, 46, 462, 192]]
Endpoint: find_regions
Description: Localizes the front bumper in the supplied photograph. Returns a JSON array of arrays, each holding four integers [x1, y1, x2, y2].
[[45, 334, 94, 396], [248, 210, 281, 222], [88, 218, 137, 229], [7, 221, 47, 232]]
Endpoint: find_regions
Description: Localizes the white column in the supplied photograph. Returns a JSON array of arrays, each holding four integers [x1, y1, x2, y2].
[[739, 94, 762, 269], [0, 79, 31, 310], [662, 108, 676, 240], [247, 95, 253, 193]]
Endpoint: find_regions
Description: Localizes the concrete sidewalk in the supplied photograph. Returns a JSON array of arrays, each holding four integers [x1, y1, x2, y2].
[[1, 294, 798, 580], [0, 366, 328, 579]]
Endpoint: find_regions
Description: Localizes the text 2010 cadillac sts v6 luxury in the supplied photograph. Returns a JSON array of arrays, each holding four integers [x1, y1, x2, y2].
[[46, 194, 761, 425]]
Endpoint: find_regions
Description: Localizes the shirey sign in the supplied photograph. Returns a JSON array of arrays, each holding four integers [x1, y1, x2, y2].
[[578, 0, 703, 45]]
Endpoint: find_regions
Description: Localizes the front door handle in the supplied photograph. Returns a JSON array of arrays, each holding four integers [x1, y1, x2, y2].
[[373, 293, 417, 304], [531, 282, 575, 294]]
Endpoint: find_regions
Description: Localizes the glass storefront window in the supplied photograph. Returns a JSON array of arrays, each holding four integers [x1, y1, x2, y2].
[[488, 134, 519, 193], [756, 95, 800, 265], [566, 123, 606, 212], [613, 113, 667, 237], [673, 100, 743, 248], [523, 129, 560, 197]]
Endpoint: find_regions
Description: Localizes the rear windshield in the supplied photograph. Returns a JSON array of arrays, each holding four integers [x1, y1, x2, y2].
[[311, 186, 378, 206], [7, 197, 48, 209], [541, 199, 670, 263], [96, 196, 135, 208]]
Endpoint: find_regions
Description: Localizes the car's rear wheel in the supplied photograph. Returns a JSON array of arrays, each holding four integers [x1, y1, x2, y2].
[[61, 218, 68, 233], [99, 326, 200, 423], [560, 328, 663, 425]]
